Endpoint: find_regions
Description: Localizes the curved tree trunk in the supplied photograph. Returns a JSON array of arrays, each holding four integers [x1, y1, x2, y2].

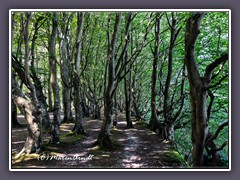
[[12, 55, 51, 129], [30, 15, 51, 129], [97, 13, 122, 149], [185, 13, 228, 167], [149, 13, 164, 136], [73, 12, 85, 135], [13, 12, 43, 156], [163, 12, 182, 143], [185, 13, 207, 167], [12, 74, 42, 154]]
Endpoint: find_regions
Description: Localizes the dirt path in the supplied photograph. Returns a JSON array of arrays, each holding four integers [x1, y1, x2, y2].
[[12, 113, 187, 169]]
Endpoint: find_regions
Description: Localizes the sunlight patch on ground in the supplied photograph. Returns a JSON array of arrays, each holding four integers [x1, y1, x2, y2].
[[82, 139, 96, 145], [12, 141, 25, 145], [88, 128, 101, 132], [117, 138, 128, 142], [124, 128, 138, 132], [60, 124, 74, 132], [101, 154, 110, 157], [67, 152, 87, 157], [88, 145, 101, 150], [85, 119, 100, 123], [147, 131, 156, 135], [124, 147, 137, 151], [116, 121, 126, 125], [111, 128, 123, 132], [12, 128, 27, 133]]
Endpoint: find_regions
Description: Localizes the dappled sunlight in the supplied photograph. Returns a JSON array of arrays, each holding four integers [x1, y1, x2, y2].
[[12, 141, 25, 145], [116, 121, 126, 125], [12, 128, 27, 133], [124, 128, 138, 132], [67, 152, 87, 157], [101, 154, 111, 157], [85, 119, 101, 124], [82, 139, 96, 145], [147, 131, 157, 135], [123, 155, 141, 162], [12, 111, 187, 168], [88, 145, 101, 151], [124, 147, 137, 151], [116, 138, 128, 142], [88, 128, 101, 132]]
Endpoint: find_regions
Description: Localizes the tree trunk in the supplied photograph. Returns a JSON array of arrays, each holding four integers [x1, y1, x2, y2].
[[48, 68, 53, 112], [185, 13, 207, 167], [31, 73, 51, 129], [131, 79, 142, 120], [185, 13, 228, 167], [13, 12, 43, 155], [12, 97, 21, 127], [149, 13, 164, 136], [30, 15, 51, 129], [12, 74, 42, 154], [97, 13, 122, 149], [163, 12, 181, 143], [12, 55, 51, 129], [124, 75, 133, 128], [60, 12, 74, 123], [124, 51, 133, 128], [49, 12, 61, 144], [73, 12, 85, 135]]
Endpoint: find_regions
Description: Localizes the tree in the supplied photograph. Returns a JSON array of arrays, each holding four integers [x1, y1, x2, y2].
[[123, 13, 134, 128], [48, 12, 61, 144], [72, 12, 86, 135], [163, 12, 184, 143], [184, 13, 228, 166], [59, 12, 74, 123], [97, 12, 122, 149], [12, 12, 43, 156], [149, 13, 164, 134]]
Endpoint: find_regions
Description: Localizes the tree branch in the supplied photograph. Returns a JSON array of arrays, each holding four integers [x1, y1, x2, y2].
[[215, 141, 228, 152], [204, 53, 228, 82], [208, 74, 228, 89], [205, 121, 228, 147]]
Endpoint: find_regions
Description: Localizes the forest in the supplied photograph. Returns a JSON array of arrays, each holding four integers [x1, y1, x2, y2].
[[11, 11, 229, 169]]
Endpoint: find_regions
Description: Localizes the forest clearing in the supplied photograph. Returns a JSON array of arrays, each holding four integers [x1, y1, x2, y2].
[[11, 10, 229, 170]]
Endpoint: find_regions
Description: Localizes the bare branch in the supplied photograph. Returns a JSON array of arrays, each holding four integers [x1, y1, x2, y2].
[[208, 74, 228, 89], [204, 53, 228, 82], [205, 121, 229, 147], [215, 141, 228, 152]]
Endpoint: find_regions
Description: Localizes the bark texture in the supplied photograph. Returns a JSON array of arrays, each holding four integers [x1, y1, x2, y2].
[[185, 13, 228, 166], [97, 13, 122, 149], [49, 12, 61, 143], [73, 12, 85, 135]]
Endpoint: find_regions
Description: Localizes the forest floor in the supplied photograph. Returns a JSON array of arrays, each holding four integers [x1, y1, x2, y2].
[[11, 113, 188, 169]]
